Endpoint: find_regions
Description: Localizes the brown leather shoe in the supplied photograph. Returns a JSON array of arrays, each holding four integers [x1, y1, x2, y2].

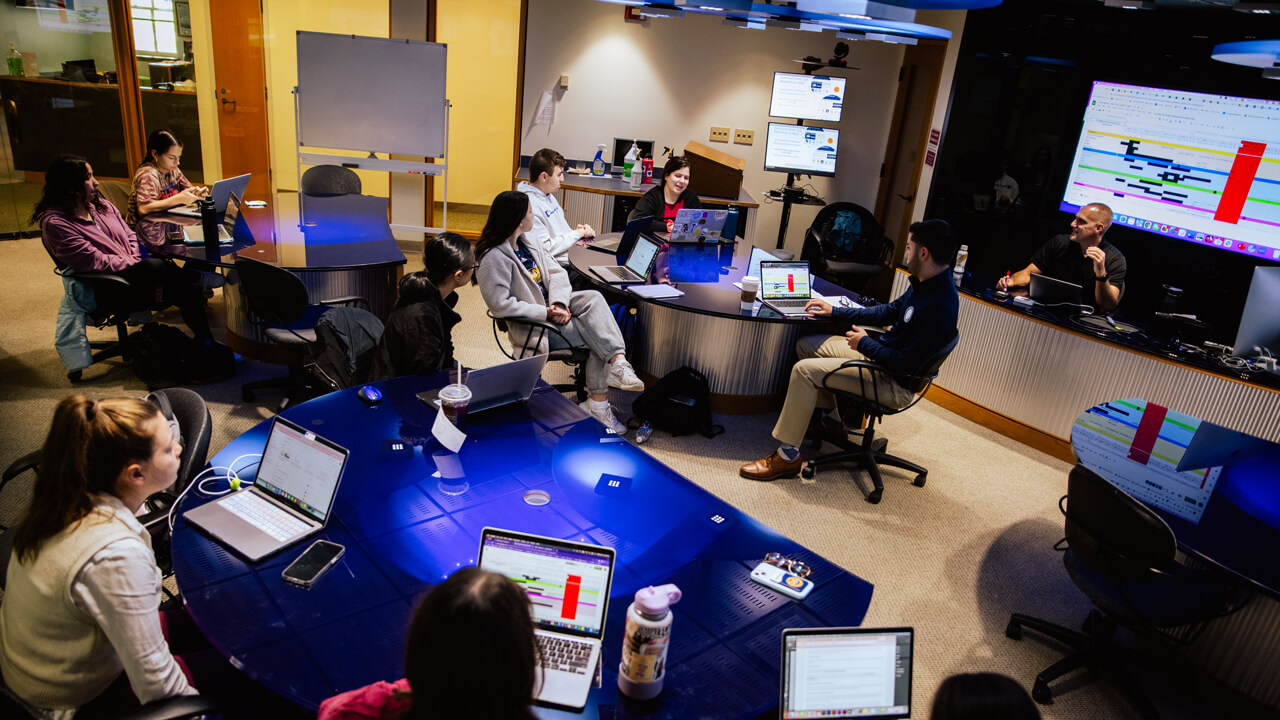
[[739, 450, 803, 481]]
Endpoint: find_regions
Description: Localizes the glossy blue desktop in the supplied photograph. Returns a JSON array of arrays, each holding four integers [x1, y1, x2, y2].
[[172, 375, 876, 716]]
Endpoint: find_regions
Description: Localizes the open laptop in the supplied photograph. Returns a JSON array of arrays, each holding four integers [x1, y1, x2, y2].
[[477, 528, 616, 711], [184, 416, 349, 562], [182, 191, 241, 244], [759, 260, 817, 316], [1029, 273, 1086, 308], [169, 172, 252, 217], [668, 208, 730, 243], [589, 214, 654, 255], [780, 626, 914, 719], [416, 353, 548, 415], [589, 233, 661, 284]]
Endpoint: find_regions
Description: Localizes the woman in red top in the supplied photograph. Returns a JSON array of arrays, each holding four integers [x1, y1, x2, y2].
[[629, 155, 701, 234], [128, 129, 207, 226]]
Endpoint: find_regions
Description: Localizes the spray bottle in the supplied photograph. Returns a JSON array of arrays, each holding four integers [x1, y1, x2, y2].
[[618, 584, 682, 700], [592, 144, 607, 177], [629, 152, 643, 190], [623, 140, 640, 179]]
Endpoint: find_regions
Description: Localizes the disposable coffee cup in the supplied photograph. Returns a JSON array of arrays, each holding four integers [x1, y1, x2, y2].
[[741, 275, 760, 308], [438, 383, 472, 427]]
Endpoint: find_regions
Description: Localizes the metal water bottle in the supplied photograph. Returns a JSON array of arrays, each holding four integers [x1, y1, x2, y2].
[[641, 157, 654, 185], [199, 198, 219, 251], [618, 584, 682, 700]]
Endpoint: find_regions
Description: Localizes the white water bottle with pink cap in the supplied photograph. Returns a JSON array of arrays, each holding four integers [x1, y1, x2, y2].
[[617, 583, 682, 699]]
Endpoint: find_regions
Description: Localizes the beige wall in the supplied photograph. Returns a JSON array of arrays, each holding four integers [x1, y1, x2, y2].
[[911, 9, 966, 225], [189, 0, 222, 182], [261, 0, 392, 195]]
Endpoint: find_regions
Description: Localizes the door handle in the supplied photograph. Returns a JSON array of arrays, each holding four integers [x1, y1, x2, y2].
[[220, 97, 236, 110]]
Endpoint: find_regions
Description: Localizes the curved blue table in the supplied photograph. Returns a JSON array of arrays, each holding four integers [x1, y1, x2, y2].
[[172, 376, 875, 717]]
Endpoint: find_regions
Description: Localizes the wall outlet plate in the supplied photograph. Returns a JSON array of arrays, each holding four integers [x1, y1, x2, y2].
[[734, 128, 755, 145], [710, 126, 731, 143]]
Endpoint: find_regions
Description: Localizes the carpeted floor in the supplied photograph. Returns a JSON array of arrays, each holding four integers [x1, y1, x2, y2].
[[0, 234, 1271, 719]]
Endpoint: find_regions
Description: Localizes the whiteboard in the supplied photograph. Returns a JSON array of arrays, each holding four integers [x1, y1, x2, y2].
[[296, 31, 446, 158]]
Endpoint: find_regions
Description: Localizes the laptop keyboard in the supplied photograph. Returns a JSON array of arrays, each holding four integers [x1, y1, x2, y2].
[[538, 634, 593, 675], [770, 299, 810, 309], [220, 491, 310, 541], [600, 266, 635, 280]]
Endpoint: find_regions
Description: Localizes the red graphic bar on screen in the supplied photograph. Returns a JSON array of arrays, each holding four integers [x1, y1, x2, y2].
[[1127, 403, 1168, 466], [787, 274, 795, 293], [561, 575, 581, 620], [1214, 141, 1266, 224]]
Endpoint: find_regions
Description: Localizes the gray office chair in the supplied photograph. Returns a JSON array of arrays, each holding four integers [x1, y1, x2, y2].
[[98, 179, 134, 221], [301, 164, 362, 196], [1006, 465, 1250, 718], [488, 310, 589, 402], [801, 331, 959, 504]]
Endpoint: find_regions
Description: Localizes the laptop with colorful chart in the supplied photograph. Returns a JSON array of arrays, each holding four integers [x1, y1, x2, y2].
[[759, 260, 817, 316], [477, 528, 616, 710]]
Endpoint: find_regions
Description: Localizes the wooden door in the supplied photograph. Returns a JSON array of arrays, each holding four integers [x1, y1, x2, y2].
[[209, 0, 271, 197]]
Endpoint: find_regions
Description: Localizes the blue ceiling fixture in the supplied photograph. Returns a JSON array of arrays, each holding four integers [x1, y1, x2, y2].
[[1212, 39, 1280, 78]]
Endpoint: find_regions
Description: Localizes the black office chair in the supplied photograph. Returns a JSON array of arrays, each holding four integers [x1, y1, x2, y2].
[[800, 202, 894, 294], [0, 678, 219, 720], [1006, 464, 1250, 718], [488, 310, 589, 402], [300, 164, 362, 196], [801, 331, 959, 504], [44, 244, 147, 383], [234, 257, 367, 409]]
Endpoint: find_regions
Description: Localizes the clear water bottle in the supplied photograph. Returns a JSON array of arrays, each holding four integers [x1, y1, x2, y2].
[[7, 43, 24, 78], [635, 421, 652, 444]]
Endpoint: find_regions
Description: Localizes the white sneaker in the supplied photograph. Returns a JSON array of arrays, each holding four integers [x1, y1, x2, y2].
[[579, 400, 627, 434], [607, 358, 645, 391]]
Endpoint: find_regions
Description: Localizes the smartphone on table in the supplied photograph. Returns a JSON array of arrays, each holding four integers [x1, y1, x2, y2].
[[281, 539, 345, 588]]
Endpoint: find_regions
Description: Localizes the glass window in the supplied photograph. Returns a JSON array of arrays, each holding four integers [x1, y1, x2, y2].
[[132, 1, 180, 57]]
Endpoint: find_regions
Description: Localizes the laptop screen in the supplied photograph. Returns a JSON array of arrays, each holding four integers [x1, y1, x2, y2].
[[478, 531, 614, 638], [254, 417, 348, 523], [781, 627, 914, 719], [761, 261, 812, 299], [625, 235, 661, 278]]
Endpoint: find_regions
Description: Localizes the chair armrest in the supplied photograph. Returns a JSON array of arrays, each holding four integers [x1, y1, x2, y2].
[[114, 695, 221, 720], [73, 271, 133, 289], [319, 295, 368, 309], [487, 310, 585, 359], [1, 450, 41, 496]]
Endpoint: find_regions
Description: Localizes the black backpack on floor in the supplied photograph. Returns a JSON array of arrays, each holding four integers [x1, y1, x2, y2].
[[631, 366, 724, 438], [129, 323, 235, 389]]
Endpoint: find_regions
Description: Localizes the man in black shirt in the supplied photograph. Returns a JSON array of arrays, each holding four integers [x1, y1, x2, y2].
[[740, 220, 960, 481], [998, 202, 1126, 313]]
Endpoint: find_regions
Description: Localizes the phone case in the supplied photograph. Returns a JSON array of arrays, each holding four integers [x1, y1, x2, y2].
[[282, 542, 345, 588], [749, 562, 814, 600]]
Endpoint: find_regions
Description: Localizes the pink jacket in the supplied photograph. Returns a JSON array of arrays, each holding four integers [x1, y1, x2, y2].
[[318, 678, 413, 720], [40, 201, 141, 274]]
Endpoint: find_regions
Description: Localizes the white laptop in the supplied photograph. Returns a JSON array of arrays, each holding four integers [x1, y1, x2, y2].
[[415, 354, 548, 415], [477, 528, 616, 711], [760, 260, 818, 316], [780, 626, 915, 719], [589, 233, 661, 284], [184, 416, 349, 562], [170, 172, 252, 217], [181, 191, 241, 245], [668, 208, 729, 243]]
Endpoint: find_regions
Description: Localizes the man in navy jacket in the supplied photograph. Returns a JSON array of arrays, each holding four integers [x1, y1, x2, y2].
[[740, 219, 960, 481]]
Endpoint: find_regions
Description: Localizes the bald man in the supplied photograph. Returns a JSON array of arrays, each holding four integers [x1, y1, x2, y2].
[[998, 202, 1126, 313]]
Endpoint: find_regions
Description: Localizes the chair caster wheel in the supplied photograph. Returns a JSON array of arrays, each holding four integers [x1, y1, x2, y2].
[[1005, 621, 1022, 641], [1031, 679, 1053, 705], [866, 489, 882, 504], [801, 465, 815, 479], [68, 370, 83, 383], [913, 472, 927, 488]]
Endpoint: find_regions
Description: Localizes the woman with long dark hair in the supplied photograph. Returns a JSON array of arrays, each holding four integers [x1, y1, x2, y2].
[[128, 129, 207, 225], [35, 154, 215, 343], [628, 155, 701, 234], [317, 567, 540, 720], [475, 190, 644, 434], [0, 395, 199, 714], [365, 232, 476, 381], [929, 673, 1041, 720]]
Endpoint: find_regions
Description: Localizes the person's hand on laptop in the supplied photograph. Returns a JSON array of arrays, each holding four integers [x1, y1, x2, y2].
[[846, 325, 869, 350], [194, 185, 210, 198], [547, 303, 572, 325], [805, 298, 833, 317], [171, 188, 203, 207], [577, 223, 596, 239]]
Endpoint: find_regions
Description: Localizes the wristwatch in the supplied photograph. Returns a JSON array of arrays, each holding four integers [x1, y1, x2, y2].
[[1095, 275, 1108, 282]]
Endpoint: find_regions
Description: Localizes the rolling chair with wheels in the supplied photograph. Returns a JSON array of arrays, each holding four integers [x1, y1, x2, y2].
[[233, 257, 367, 409], [800, 202, 894, 294], [0, 679, 219, 720], [488, 310, 590, 402], [45, 241, 149, 383], [801, 331, 958, 504], [301, 164, 362, 196], [1006, 464, 1249, 718]]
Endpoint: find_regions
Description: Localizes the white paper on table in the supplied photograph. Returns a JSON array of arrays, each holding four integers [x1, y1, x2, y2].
[[534, 90, 555, 127], [432, 409, 467, 453], [628, 284, 684, 299]]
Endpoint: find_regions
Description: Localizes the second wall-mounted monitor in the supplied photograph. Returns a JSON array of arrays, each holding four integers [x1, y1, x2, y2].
[[770, 72, 846, 122], [764, 123, 840, 177]]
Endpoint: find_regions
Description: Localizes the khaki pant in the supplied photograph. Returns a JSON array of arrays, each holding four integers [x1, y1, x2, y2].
[[771, 335, 918, 448]]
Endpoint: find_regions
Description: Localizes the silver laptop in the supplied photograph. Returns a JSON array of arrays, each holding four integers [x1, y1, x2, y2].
[[182, 191, 241, 245], [169, 172, 252, 217], [184, 416, 349, 562], [760, 260, 817, 316], [589, 233, 661, 284], [416, 354, 548, 415], [668, 208, 729, 243], [780, 626, 915, 719], [477, 528, 616, 711], [1029, 272, 1086, 308]]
